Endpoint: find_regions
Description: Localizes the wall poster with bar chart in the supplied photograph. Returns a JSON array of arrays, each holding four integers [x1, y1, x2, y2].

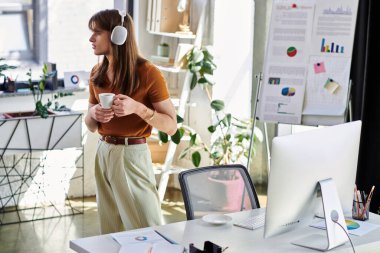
[[257, 0, 359, 125]]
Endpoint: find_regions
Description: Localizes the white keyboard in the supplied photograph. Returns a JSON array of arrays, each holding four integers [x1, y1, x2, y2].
[[233, 212, 265, 230]]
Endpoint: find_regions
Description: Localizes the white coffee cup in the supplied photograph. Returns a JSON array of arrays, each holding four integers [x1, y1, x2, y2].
[[99, 93, 115, 109]]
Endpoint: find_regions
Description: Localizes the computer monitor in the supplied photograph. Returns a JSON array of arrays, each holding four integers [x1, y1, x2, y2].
[[264, 121, 362, 250]]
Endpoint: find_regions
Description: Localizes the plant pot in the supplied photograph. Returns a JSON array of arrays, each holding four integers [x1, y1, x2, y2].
[[157, 44, 169, 57], [207, 174, 245, 212], [4, 80, 16, 92], [0, 110, 82, 155], [3, 110, 56, 119]]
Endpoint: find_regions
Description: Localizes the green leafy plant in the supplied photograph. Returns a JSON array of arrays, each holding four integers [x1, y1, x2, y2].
[[158, 114, 185, 145], [179, 100, 262, 168], [158, 46, 262, 171], [0, 58, 17, 80], [187, 46, 216, 90], [157, 46, 216, 145], [46, 92, 74, 112], [26, 64, 60, 118]]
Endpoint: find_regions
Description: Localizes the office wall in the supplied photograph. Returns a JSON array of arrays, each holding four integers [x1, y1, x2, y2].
[[212, 0, 273, 184]]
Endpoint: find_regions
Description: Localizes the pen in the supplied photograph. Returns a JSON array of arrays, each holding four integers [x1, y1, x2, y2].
[[222, 246, 229, 252], [354, 185, 360, 215], [360, 185, 375, 219], [366, 186, 375, 203], [154, 229, 177, 244], [359, 190, 365, 211], [360, 190, 366, 204]]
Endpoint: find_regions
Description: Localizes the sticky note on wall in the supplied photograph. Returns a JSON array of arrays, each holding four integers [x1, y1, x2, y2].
[[314, 62, 326, 74], [324, 78, 340, 94]]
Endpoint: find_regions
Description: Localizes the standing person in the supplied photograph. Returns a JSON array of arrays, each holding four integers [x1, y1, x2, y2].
[[85, 9, 177, 234]]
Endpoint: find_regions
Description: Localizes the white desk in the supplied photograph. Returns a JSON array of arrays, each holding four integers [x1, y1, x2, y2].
[[70, 209, 380, 253]]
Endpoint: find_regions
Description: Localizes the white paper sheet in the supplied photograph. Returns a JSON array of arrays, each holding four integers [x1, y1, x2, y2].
[[302, 0, 359, 118], [310, 0, 359, 56], [119, 243, 152, 253], [111, 228, 184, 253], [112, 228, 168, 246], [152, 242, 184, 253], [118, 242, 184, 253], [303, 56, 351, 116], [310, 218, 380, 236], [258, 0, 315, 124]]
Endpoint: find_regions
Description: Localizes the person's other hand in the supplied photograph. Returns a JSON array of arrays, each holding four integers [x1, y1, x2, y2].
[[112, 94, 137, 117], [90, 104, 114, 123]]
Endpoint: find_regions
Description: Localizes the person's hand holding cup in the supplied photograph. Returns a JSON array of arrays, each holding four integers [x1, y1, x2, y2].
[[94, 93, 115, 123], [99, 93, 115, 109]]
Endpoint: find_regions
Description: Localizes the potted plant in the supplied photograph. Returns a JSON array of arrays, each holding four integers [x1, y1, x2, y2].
[[156, 46, 262, 209], [0, 58, 17, 92], [27, 63, 55, 118], [4, 64, 72, 119], [157, 42, 170, 57], [0, 64, 82, 151], [160, 46, 263, 169]]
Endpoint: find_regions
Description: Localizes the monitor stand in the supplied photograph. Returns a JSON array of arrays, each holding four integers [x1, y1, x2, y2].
[[291, 178, 349, 251]]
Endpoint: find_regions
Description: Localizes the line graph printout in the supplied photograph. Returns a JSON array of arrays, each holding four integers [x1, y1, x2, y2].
[[258, 0, 315, 124]]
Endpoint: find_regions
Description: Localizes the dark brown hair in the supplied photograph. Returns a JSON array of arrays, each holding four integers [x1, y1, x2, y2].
[[88, 9, 146, 95]]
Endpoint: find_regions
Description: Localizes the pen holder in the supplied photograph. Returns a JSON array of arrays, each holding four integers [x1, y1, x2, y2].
[[352, 200, 369, 221], [4, 80, 15, 92]]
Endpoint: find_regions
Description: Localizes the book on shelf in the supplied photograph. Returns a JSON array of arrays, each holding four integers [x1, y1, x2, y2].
[[150, 0, 158, 32], [146, 0, 153, 31], [154, 0, 161, 32], [149, 0, 181, 33], [174, 43, 193, 68]]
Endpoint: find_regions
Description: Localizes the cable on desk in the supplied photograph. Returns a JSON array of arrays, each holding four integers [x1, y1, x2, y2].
[[332, 220, 356, 253]]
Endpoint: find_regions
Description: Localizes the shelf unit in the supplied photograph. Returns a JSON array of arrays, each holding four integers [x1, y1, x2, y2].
[[148, 31, 196, 39], [155, 65, 186, 73], [152, 4, 208, 202], [139, 0, 209, 201]]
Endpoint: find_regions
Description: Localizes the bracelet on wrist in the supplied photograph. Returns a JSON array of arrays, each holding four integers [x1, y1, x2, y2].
[[148, 110, 156, 121]]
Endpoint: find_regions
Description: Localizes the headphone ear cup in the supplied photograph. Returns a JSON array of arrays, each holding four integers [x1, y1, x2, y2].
[[111, 26, 128, 45]]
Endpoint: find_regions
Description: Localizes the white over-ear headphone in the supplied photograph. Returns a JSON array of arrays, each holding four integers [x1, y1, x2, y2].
[[111, 10, 128, 45]]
